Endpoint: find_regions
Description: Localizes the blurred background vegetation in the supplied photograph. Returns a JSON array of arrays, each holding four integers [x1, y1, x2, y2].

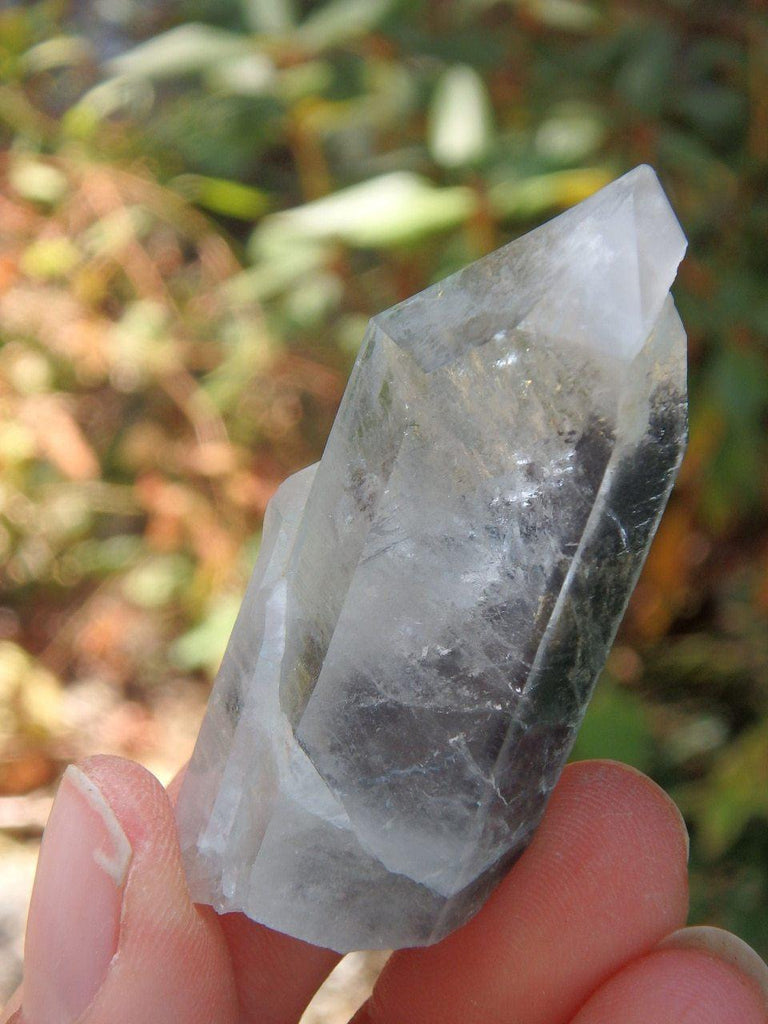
[[0, 0, 766, 1005]]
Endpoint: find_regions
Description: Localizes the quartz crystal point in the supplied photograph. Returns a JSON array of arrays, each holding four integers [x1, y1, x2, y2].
[[176, 165, 688, 952]]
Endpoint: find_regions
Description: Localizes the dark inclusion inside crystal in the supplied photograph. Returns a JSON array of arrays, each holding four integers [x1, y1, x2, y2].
[[175, 165, 688, 953]]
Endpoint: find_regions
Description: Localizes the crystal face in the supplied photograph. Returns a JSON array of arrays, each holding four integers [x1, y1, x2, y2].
[[175, 165, 688, 952]]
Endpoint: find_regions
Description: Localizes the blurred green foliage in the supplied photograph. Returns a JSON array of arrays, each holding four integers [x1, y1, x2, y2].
[[0, 0, 766, 955]]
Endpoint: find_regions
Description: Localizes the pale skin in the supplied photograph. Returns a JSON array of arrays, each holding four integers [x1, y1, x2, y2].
[[3, 756, 767, 1024]]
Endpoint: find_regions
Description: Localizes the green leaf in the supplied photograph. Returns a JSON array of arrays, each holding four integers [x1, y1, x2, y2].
[[20, 34, 92, 74], [235, 242, 327, 301], [673, 84, 747, 144], [689, 723, 768, 858], [241, 0, 296, 34], [489, 167, 613, 221], [67, 535, 142, 576], [614, 26, 675, 116], [534, 102, 606, 165], [276, 59, 334, 104], [63, 76, 154, 136], [0, 421, 35, 464], [518, 0, 601, 32], [20, 237, 80, 279], [428, 64, 494, 169], [108, 24, 252, 81], [657, 127, 732, 186], [8, 157, 68, 205], [170, 595, 242, 674], [709, 347, 768, 429], [122, 555, 192, 609], [297, 0, 397, 52], [282, 271, 343, 327], [171, 174, 271, 219], [386, 24, 507, 68], [570, 677, 656, 772], [253, 172, 476, 249], [147, 92, 283, 179], [205, 53, 274, 96]]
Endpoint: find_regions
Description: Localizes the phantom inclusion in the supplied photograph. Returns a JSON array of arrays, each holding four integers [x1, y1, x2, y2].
[[176, 166, 688, 952]]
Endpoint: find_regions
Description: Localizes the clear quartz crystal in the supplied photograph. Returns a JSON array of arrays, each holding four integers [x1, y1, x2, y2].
[[176, 165, 688, 952]]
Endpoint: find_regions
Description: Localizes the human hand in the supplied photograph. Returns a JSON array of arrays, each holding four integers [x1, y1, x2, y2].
[[3, 756, 767, 1024]]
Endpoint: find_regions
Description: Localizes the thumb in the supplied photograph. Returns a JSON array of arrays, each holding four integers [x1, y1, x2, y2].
[[18, 756, 238, 1024]]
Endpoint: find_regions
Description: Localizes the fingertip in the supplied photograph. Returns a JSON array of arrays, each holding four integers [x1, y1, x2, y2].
[[558, 759, 690, 867], [23, 764, 130, 1024], [658, 926, 768, 1014], [572, 944, 768, 1024], [24, 757, 238, 1024], [531, 759, 690, 936], [77, 755, 172, 850]]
